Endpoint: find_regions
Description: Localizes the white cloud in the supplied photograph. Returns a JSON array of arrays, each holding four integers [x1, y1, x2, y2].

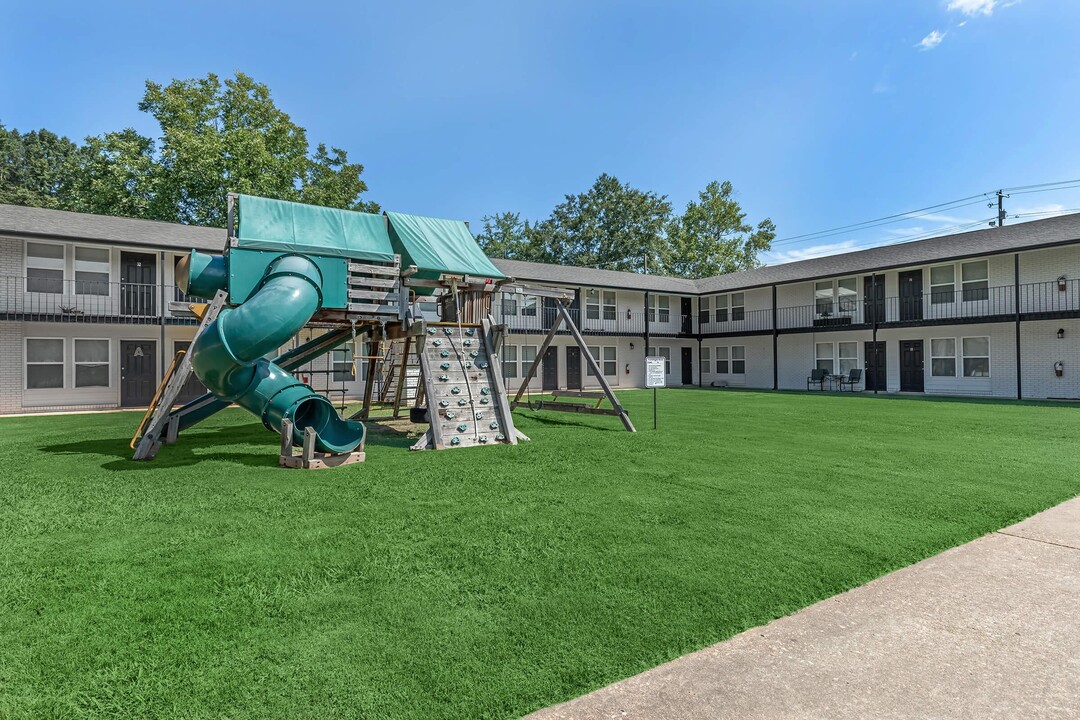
[[947, 0, 997, 15], [764, 240, 860, 264], [917, 30, 946, 51]]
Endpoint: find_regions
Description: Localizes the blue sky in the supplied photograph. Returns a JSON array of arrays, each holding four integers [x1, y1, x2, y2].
[[2, 0, 1079, 265]]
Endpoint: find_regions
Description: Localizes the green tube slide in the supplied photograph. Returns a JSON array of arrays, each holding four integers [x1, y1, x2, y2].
[[179, 250, 365, 453]]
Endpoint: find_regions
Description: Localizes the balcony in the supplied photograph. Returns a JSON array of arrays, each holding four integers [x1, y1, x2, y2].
[[0, 275, 200, 324], [697, 307, 774, 336], [493, 303, 649, 336]]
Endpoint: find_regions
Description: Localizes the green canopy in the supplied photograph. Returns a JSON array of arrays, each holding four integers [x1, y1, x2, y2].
[[385, 211, 505, 280], [235, 194, 395, 262]]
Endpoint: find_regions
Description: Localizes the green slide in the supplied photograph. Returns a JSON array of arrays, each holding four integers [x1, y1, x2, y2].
[[179, 250, 365, 453]]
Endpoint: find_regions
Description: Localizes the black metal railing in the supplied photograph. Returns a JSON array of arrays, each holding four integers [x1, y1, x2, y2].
[[0, 276, 198, 323], [1018, 277, 1080, 315]]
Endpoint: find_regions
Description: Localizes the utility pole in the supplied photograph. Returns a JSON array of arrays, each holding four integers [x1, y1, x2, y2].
[[992, 189, 1009, 227]]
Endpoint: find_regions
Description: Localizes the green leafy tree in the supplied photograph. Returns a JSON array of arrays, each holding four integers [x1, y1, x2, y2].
[[0, 124, 82, 208], [474, 212, 540, 260], [2, 72, 377, 225], [533, 174, 672, 273], [664, 180, 775, 279]]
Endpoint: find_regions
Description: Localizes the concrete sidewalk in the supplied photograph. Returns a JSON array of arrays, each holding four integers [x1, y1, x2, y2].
[[530, 496, 1080, 720]]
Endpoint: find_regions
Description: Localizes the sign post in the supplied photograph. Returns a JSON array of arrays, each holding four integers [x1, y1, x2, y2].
[[645, 356, 666, 430]]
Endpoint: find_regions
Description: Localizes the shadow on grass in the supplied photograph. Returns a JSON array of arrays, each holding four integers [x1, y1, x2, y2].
[[512, 409, 626, 432], [41, 423, 279, 470], [42, 416, 421, 470]]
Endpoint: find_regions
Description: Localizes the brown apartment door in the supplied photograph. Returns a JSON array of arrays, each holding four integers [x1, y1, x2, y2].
[[864, 341, 886, 392], [898, 270, 923, 322], [121, 251, 157, 316], [566, 346, 582, 389], [900, 340, 924, 392], [120, 340, 157, 407], [542, 346, 558, 391]]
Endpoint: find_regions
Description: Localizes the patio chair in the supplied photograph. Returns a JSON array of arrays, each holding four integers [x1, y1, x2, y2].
[[838, 368, 863, 392], [806, 368, 827, 391]]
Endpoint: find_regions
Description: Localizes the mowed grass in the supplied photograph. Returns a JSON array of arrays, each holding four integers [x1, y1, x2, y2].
[[1, 390, 1079, 719]]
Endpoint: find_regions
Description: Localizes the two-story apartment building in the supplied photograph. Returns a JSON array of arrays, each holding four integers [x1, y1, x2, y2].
[[2, 203, 1078, 414]]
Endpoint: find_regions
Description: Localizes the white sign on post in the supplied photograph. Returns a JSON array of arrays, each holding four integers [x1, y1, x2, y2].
[[645, 356, 666, 388]]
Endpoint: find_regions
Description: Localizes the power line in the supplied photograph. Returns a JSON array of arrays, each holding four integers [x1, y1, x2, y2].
[[770, 194, 988, 246], [772, 179, 1080, 248]]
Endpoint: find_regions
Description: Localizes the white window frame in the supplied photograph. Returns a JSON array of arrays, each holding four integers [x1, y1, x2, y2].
[[731, 346, 746, 374], [587, 345, 617, 377], [730, 293, 745, 321], [521, 294, 538, 317], [24, 240, 66, 295], [815, 278, 857, 315], [699, 296, 711, 325], [815, 341, 835, 374], [521, 345, 537, 379], [838, 341, 859, 375], [25, 337, 66, 390], [504, 345, 519, 378], [701, 346, 711, 369], [649, 295, 670, 323], [73, 337, 111, 388], [502, 294, 519, 316], [961, 336, 990, 378], [73, 243, 112, 297], [930, 337, 957, 377], [929, 264, 956, 305], [715, 294, 729, 322], [961, 260, 989, 302], [331, 348, 353, 383], [714, 346, 729, 374]]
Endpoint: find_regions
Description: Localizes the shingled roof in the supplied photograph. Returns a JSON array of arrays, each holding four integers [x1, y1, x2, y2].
[[3, 202, 1079, 295], [695, 212, 1080, 293], [0, 203, 223, 252]]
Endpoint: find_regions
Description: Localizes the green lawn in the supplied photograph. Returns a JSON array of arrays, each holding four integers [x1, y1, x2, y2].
[[1, 389, 1078, 719]]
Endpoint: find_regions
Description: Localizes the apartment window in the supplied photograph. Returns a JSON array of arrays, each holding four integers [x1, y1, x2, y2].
[[962, 337, 990, 377], [331, 349, 353, 382], [521, 345, 537, 378], [586, 346, 617, 376], [504, 345, 519, 378], [74, 246, 110, 296], [602, 291, 616, 320], [26, 242, 65, 294], [930, 265, 955, 304], [585, 289, 600, 320], [521, 295, 537, 317], [838, 341, 858, 375], [815, 342, 834, 374], [931, 338, 956, 377], [730, 293, 745, 321], [649, 295, 670, 323], [715, 294, 728, 322], [26, 338, 64, 389], [699, 296, 710, 325], [961, 261, 989, 302], [715, 346, 729, 374], [837, 278, 857, 311], [816, 279, 857, 314], [73, 339, 110, 387], [701, 346, 711, 371], [731, 346, 745, 374], [815, 281, 833, 315], [501, 294, 519, 316]]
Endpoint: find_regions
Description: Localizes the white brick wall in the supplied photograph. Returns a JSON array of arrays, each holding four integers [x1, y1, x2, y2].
[[0, 322, 24, 412], [1020, 319, 1080, 400]]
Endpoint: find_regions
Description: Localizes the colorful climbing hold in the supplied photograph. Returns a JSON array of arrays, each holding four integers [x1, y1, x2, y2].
[[457, 423, 468, 432], [450, 437, 461, 445], [451, 386, 461, 395]]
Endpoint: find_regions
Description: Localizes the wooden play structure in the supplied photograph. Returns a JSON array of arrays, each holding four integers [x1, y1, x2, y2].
[[130, 194, 633, 469]]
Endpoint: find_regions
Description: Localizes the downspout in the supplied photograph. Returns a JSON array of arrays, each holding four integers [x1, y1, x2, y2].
[[159, 251, 166, 384], [771, 285, 778, 390], [1014, 253, 1022, 400]]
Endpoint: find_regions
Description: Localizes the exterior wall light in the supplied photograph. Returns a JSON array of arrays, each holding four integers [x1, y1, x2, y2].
[[1058, 276, 1068, 291], [1058, 328, 1066, 339]]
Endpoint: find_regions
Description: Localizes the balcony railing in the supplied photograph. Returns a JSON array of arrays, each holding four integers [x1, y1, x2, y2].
[[0, 276, 198, 323], [697, 307, 774, 335]]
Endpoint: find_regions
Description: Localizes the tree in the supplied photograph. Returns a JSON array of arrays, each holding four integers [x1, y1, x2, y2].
[[474, 212, 540, 260], [1, 72, 377, 224], [533, 174, 672, 273], [664, 180, 775, 279], [0, 124, 82, 208]]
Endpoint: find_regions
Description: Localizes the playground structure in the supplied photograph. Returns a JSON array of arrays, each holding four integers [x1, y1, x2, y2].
[[131, 194, 633, 467]]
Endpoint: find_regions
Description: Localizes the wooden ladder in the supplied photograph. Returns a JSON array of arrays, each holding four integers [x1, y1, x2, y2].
[[131, 290, 227, 460]]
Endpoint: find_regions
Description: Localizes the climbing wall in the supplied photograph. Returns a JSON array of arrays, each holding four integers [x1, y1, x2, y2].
[[416, 323, 516, 449]]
